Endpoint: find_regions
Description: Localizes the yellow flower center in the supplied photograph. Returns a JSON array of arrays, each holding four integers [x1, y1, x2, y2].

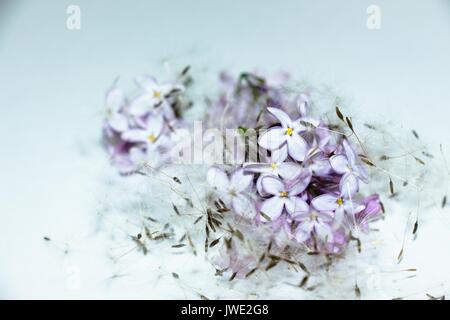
[[336, 198, 344, 205], [271, 162, 279, 170], [279, 191, 288, 198], [153, 90, 162, 99], [147, 134, 157, 143], [285, 127, 294, 136]]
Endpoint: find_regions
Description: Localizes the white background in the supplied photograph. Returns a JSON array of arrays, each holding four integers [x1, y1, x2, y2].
[[0, 0, 449, 299]]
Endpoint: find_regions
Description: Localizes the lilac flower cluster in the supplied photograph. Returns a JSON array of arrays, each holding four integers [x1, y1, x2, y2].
[[102, 74, 191, 174], [206, 73, 382, 254]]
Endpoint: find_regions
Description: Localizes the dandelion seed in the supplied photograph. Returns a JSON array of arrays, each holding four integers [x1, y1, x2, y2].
[[299, 275, 309, 288], [198, 293, 209, 300], [172, 203, 181, 216], [245, 268, 258, 278], [355, 283, 361, 299], [389, 178, 395, 195], [335, 106, 345, 122], [194, 216, 203, 224], [173, 177, 181, 184], [397, 248, 404, 263], [265, 259, 279, 271], [180, 65, 190, 77], [345, 117, 354, 132], [209, 238, 221, 248], [414, 157, 425, 165], [364, 123, 377, 130], [412, 220, 418, 235]]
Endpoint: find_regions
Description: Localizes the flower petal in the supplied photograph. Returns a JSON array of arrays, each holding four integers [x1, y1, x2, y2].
[[286, 134, 308, 161], [206, 166, 229, 192], [343, 202, 365, 215], [334, 206, 345, 224], [105, 87, 124, 111], [294, 227, 310, 242], [129, 146, 147, 166], [271, 144, 288, 162], [261, 176, 285, 195], [256, 174, 273, 197], [314, 223, 333, 241], [267, 107, 292, 128], [339, 173, 359, 197], [284, 197, 309, 215], [287, 169, 312, 195], [278, 162, 303, 180], [258, 127, 286, 150], [317, 211, 334, 223], [121, 129, 148, 142], [146, 113, 164, 136], [230, 169, 253, 192], [108, 113, 128, 132], [342, 139, 357, 166], [135, 75, 158, 91], [243, 163, 270, 175], [295, 93, 309, 117], [330, 154, 349, 174], [354, 164, 369, 183], [129, 93, 154, 116], [311, 194, 339, 211], [260, 197, 285, 221]]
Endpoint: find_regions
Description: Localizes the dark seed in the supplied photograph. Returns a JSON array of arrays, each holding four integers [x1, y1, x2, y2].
[[335, 106, 345, 122]]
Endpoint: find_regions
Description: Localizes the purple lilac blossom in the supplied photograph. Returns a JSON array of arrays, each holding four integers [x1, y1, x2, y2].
[[205, 72, 382, 254], [102, 74, 189, 174]]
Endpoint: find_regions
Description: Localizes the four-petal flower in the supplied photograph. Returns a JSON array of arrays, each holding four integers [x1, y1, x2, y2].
[[258, 174, 311, 221], [207, 167, 256, 218], [258, 107, 309, 161]]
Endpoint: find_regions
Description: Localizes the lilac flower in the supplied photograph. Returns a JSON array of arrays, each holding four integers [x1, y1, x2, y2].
[[106, 141, 146, 174], [258, 173, 311, 221], [330, 139, 368, 184], [129, 76, 182, 117], [293, 205, 334, 242], [121, 113, 164, 147], [207, 167, 255, 218], [243, 149, 303, 180], [295, 93, 309, 117], [355, 194, 383, 232], [213, 239, 256, 279], [104, 86, 128, 132], [311, 174, 365, 223], [303, 147, 333, 177], [325, 229, 348, 254], [258, 107, 309, 162]]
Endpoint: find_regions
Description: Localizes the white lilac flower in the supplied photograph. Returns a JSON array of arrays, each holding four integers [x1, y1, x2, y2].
[[207, 167, 256, 219], [243, 148, 303, 180], [104, 85, 128, 132], [121, 113, 164, 147], [129, 75, 183, 117], [258, 174, 311, 222], [311, 174, 365, 223], [258, 107, 309, 162], [330, 139, 369, 185], [293, 205, 334, 243]]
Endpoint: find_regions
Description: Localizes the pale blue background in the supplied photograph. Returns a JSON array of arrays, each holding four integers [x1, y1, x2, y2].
[[0, 0, 449, 298]]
